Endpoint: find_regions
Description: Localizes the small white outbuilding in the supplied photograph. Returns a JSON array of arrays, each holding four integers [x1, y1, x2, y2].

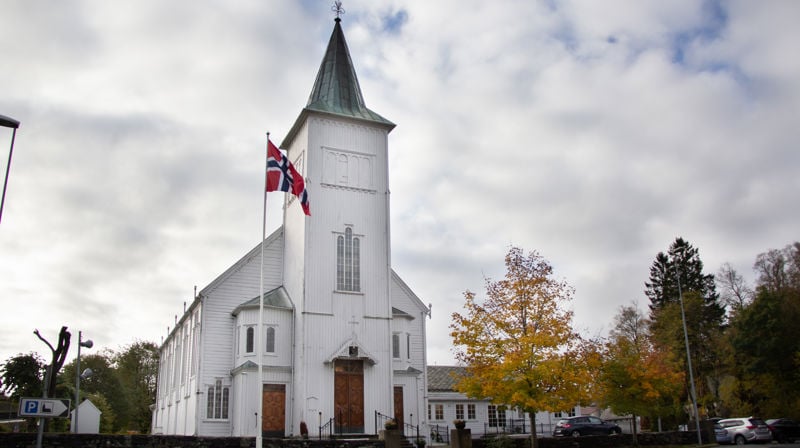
[[70, 399, 101, 434]]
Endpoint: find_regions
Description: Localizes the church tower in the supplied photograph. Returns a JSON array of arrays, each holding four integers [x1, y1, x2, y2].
[[280, 16, 397, 434]]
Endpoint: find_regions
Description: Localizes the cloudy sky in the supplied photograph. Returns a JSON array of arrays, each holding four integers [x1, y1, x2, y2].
[[1, 0, 798, 367]]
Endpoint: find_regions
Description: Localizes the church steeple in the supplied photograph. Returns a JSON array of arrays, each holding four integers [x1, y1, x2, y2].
[[282, 16, 393, 148], [306, 18, 391, 126]]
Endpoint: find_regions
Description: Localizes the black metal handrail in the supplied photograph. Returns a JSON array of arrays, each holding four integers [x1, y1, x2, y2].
[[319, 417, 336, 440], [375, 410, 393, 433], [403, 420, 420, 439]]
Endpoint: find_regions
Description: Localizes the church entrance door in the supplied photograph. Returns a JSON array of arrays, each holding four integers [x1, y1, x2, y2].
[[334, 359, 364, 433], [393, 386, 404, 430], [262, 384, 286, 437]]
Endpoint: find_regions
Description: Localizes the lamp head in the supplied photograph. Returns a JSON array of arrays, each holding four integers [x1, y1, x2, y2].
[[80, 368, 93, 380], [0, 114, 20, 129], [80, 339, 93, 349]]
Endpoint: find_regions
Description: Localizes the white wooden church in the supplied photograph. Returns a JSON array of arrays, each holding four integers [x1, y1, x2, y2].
[[151, 16, 430, 438]]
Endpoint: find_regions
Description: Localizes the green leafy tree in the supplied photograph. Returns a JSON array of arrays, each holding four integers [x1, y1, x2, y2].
[[87, 392, 117, 433], [0, 352, 45, 399], [113, 341, 159, 433], [726, 242, 800, 418], [450, 247, 591, 448], [62, 352, 130, 433]]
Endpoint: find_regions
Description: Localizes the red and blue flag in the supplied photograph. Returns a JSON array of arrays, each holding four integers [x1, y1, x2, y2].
[[267, 139, 310, 216]]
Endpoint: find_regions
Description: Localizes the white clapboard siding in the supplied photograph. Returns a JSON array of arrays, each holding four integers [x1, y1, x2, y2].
[[154, 229, 285, 436]]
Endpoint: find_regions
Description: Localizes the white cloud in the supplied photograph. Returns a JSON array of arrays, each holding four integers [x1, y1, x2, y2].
[[1, 1, 798, 365]]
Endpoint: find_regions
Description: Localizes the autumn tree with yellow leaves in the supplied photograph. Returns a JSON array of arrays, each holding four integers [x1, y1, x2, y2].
[[450, 247, 594, 448], [599, 304, 684, 444]]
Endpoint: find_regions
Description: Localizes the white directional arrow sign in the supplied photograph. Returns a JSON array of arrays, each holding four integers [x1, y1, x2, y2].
[[19, 398, 71, 418]]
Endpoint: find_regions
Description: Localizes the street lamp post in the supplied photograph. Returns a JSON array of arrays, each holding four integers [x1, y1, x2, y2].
[[0, 113, 20, 224], [74, 331, 93, 433], [676, 271, 703, 445]]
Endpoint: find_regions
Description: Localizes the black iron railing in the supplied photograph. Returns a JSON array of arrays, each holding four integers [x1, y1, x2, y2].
[[319, 417, 336, 440], [429, 423, 449, 444]]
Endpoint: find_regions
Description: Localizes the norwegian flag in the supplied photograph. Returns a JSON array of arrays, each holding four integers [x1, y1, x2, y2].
[[267, 139, 310, 216]]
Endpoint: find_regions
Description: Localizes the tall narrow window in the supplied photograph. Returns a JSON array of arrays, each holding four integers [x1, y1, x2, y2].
[[406, 333, 411, 360], [455, 404, 464, 420], [173, 335, 182, 387], [392, 333, 400, 359], [489, 405, 498, 427], [266, 327, 276, 353], [467, 404, 476, 420], [246, 327, 254, 353], [336, 227, 360, 291]]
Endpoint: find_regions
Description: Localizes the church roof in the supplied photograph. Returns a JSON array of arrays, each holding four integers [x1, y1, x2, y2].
[[232, 286, 293, 315], [282, 18, 394, 147]]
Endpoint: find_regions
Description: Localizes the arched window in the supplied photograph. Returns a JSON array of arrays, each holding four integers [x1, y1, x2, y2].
[[207, 379, 229, 420], [266, 327, 276, 353], [245, 327, 254, 353], [336, 227, 360, 291]]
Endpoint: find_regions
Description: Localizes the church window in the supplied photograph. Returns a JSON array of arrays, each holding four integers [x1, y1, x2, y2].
[[406, 333, 411, 360], [173, 333, 182, 387], [207, 379, 229, 420], [392, 333, 400, 359], [266, 327, 276, 353], [191, 311, 200, 376], [182, 327, 190, 383], [336, 227, 360, 291], [246, 327, 254, 353]]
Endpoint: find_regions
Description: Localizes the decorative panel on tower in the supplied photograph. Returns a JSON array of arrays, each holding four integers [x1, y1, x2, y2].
[[321, 147, 375, 191]]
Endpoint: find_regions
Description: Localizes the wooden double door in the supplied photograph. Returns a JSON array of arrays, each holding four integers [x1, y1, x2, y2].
[[334, 360, 364, 433]]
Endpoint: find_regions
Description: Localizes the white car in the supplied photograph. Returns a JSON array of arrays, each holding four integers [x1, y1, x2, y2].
[[716, 417, 772, 445]]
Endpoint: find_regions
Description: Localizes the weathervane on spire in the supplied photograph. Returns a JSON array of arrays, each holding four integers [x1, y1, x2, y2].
[[332, 1, 345, 19]]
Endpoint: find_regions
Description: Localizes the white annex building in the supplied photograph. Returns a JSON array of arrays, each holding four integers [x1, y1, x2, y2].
[[151, 16, 430, 438]]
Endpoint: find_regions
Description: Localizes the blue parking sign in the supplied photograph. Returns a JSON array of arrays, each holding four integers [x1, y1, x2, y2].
[[25, 400, 38, 414]]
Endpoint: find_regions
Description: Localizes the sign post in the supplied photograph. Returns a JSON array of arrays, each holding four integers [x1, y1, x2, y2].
[[19, 398, 71, 418], [20, 395, 70, 448]]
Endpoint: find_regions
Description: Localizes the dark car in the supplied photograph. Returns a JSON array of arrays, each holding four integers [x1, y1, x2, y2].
[[766, 418, 800, 443], [552, 416, 622, 437]]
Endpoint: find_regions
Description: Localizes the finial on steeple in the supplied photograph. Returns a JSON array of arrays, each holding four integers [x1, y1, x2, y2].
[[332, 1, 345, 21]]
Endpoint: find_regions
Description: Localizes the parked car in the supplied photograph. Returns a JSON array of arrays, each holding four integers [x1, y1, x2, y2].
[[716, 417, 772, 445], [552, 416, 622, 437], [766, 418, 800, 443], [715, 422, 733, 444]]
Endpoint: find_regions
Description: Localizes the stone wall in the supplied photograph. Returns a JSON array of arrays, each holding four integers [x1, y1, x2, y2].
[[0, 434, 385, 448], [0, 431, 705, 448]]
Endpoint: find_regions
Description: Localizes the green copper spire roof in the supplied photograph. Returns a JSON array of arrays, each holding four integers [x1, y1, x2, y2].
[[281, 17, 394, 148], [306, 18, 393, 125]]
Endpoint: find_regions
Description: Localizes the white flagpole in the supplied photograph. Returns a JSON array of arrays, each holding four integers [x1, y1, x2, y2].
[[257, 132, 270, 448]]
